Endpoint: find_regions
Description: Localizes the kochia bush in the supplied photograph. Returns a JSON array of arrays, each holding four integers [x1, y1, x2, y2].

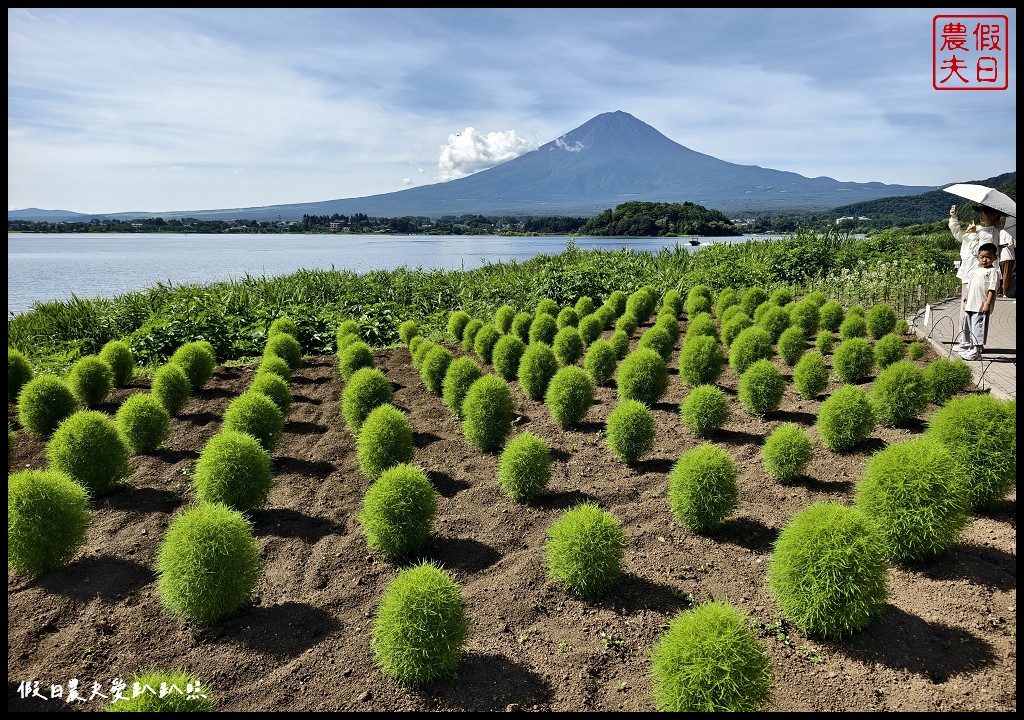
[[816, 384, 875, 453], [737, 359, 784, 418], [545, 366, 594, 428], [922, 358, 973, 405], [8, 469, 90, 577], [762, 422, 813, 484], [151, 362, 192, 416], [605, 399, 656, 464], [115, 392, 171, 454], [359, 463, 438, 561], [66, 354, 114, 408], [192, 429, 273, 512], [398, 320, 419, 346], [441, 356, 483, 418], [446, 310, 471, 341], [47, 409, 132, 498], [17, 374, 78, 438], [8, 347, 34, 402], [866, 303, 898, 340], [342, 367, 395, 432], [461, 318, 484, 352], [869, 360, 931, 428], [420, 345, 454, 395], [583, 339, 617, 386], [170, 341, 217, 391], [616, 348, 668, 405], [356, 404, 415, 480], [99, 339, 135, 387], [552, 326, 585, 367], [472, 323, 502, 365], [222, 390, 284, 453], [491, 333, 526, 381], [679, 385, 731, 437], [677, 335, 725, 387], [106, 670, 214, 712], [268, 316, 299, 340], [832, 337, 875, 384], [338, 340, 375, 381], [528, 313, 558, 345], [518, 342, 559, 401], [668, 444, 738, 533], [728, 326, 773, 376], [498, 432, 551, 502], [493, 305, 516, 334], [249, 371, 292, 417], [793, 350, 829, 400], [545, 503, 626, 597], [462, 374, 515, 452], [873, 333, 906, 369]]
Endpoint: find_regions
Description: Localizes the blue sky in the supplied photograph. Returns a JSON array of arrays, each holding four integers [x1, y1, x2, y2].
[[8, 8, 1017, 215]]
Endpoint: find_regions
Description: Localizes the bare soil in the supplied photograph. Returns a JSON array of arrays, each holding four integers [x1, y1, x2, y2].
[[7, 324, 1016, 712]]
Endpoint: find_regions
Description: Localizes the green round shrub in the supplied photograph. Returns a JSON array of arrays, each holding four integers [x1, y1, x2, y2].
[[193, 430, 273, 512], [758, 305, 791, 343], [721, 312, 753, 350], [762, 422, 813, 484], [545, 503, 626, 597], [789, 300, 820, 338], [441, 356, 483, 418], [264, 332, 302, 371], [854, 437, 971, 563], [257, 353, 292, 382], [926, 395, 1016, 509], [574, 296, 596, 317], [545, 366, 593, 428], [922, 357, 973, 404], [661, 288, 684, 318], [626, 289, 656, 322], [8, 468, 90, 576], [265, 318, 297, 343], [685, 285, 713, 315], [637, 325, 674, 361], [170, 342, 217, 391], [719, 304, 742, 326], [342, 367, 394, 432], [668, 444, 738, 532], [792, 350, 829, 400], [556, 306, 580, 329], [832, 337, 875, 384], [151, 362, 192, 416], [578, 313, 604, 345], [528, 313, 558, 345], [338, 340, 375, 381], [908, 340, 926, 361], [866, 303, 898, 340], [815, 331, 835, 356], [249, 370, 291, 418], [767, 502, 889, 639], [583, 338, 617, 386], [728, 326, 774, 376], [8, 347, 34, 402], [410, 338, 434, 369], [536, 298, 559, 317], [616, 347, 669, 405], [655, 311, 680, 344], [17, 375, 78, 438], [752, 300, 772, 324], [498, 432, 551, 502], [740, 287, 769, 317], [359, 463, 438, 560], [356, 404, 415, 480], [47, 409, 132, 497], [715, 288, 740, 317], [518, 342, 559, 401], [492, 333, 526, 382], [67, 354, 114, 408], [447, 310, 471, 341], [894, 318, 910, 335], [606, 290, 627, 317], [605, 399, 656, 464], [677, 334, 725, 387], [473, 323, 502, 364], [461, 318, 484, 352], [99, 340, 135, 387], [818, 300, 845, 332], [407, 334, 425, 360], [115, 392, 171, 454], [680, 385, 731, 437], [769, 287, 793, 306], [510, 311, 534, 343], [106, 669, 214, 712], [838, 314, 867, 340], [777, 326, 807, 367], [650, 600, 772, 712], [493, 305, 516, 334], [738, 359, 785, 418], [615, 312, 639, 337], [371, 561, 468, 687], [156, 502, 260, 625], [463, 374, 515, 452], [336, 320, 361, 347], [683, 312, 717, 343], [397, 319, 419, 346], [222, 390, 283, 453], [553, 326, 585, 366], [869, 360, 931, 427], [609, 329, 630, 359], [420, 345, 454, 395], [873, 333, 906, 369], [816, 385, 875, 452]]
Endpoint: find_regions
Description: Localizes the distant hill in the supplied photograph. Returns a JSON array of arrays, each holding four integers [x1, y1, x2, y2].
[[9, 111, 946, 223]]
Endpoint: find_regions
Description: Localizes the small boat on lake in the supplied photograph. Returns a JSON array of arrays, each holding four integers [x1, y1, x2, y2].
[[689, 238, 701, 246]]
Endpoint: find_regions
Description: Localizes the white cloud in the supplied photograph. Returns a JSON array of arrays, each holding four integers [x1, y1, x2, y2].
[[555, 137, 585, 152], [437, 128, 539, 181]]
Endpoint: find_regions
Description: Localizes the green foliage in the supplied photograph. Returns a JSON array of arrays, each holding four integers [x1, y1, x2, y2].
[[615, 312, 639, 337], [342, 367, 394, 432], [493, 305, 516, 334], [8, 347, 34, 402], [473, 323, 502, 364], [398, 319, 420, 346], [626, 288, 657, 322], [922, 357, 973, 404], [441, 356, 483, 418], [575, 296, 596, 317], [170, 341, 217, 391], [420, 345, 454, 395], [556, 306, 580, 329], [683, 312, 718, 343], [105, 669, 215, 712], [616, 347, 669, 405], [115, 392, 171, 454], [605, 399, 656, 464], [8, 469, 90, 577], [926, 395, 1016, 509], [498, 431, 551, 502], [792, 350, 830, 400], [609, 329, 630, 359], [758, 305, 791, 343], [873, 333, 906, 369], [151, 362, 192, 416], [17, 375, 78, 438], [268, 316, 299, 341], [637, 325, 674, 361], [156, 502, 261, 625], [894, 318, 910, 335], [410, 338, 434, 369], [8, 423, 13, 467], [678, 334, 725, 387], [815, 331, 835, 356], [854, 437, 971, 562], [338, 340, 376, 381], [685, 285, 714, 316], [607, 290, 628, 317], [583, 338, 617, 386], [577, 313, 604, 345], [866, 303, 899, 339], [869, 360, 931, 427], [99, 339, 135, 387], [518, 342, 559, 401], [536, 298, 559, 317], [545, 365, 594, 428], [649, 600, 772, 712], [740, 287, 769, 317], [371, 561, 468, 687], [545, 503, 626, 597], [193, 430, 273, 512], [818, 300, 845, 332], [721, 312, 754, 349], [336, 320, 361, 349], [553, 326, 585, 367], [719, 304, 743, 326], [838, 314, 867, 340], [222, 390, 284, 453], [47, 410, 132, 497], [359, 463, 438, 561], [789, 299, 820, 338], [762, 423, 813, 484], [907, 340, 926, 360], [447, 310, 471, 341], [492, 335, 526, 382], [715, 288, 740, 317], [461, 317, 484, 352], [832, 337, 875, 384], [510, 311, 534, 342], [462, 374, 515, 452], [264, 332, 303, 371], [668, 444, 738, 532], [528, 313, 558, 345], [680, 385, 731, 437], [728, 326, 774, 376], [776, 326, 807, 367], [770, 288, 793, 306], [249, 370, 291, 417], [257, 353, 292, 382], [767, 503, 889, 639], [67, 354, 114, 408], [357, 404, 415, 480], [816, 385, 875, 452]]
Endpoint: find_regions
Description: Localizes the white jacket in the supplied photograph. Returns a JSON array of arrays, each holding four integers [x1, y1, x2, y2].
[[950, 218, 998, 283]]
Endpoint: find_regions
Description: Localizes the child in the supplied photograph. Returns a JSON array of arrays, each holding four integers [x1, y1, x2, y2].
[[959, 242, 1000, 361], [949, 204, 1002, 349]]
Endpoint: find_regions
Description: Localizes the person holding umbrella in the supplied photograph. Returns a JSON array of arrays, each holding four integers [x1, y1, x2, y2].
[[949, 203, 1004, 349], [998, 215, 1015, 297]]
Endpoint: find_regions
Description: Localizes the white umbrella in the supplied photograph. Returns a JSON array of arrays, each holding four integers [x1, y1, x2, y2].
[[943, 183, 1016, 218]]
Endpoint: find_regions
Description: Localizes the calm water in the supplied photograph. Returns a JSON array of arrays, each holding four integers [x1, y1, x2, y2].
[[7, 232, 783, 316]]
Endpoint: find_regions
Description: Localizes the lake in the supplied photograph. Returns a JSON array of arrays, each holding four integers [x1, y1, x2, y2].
[[7, 232, 786, 316]]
